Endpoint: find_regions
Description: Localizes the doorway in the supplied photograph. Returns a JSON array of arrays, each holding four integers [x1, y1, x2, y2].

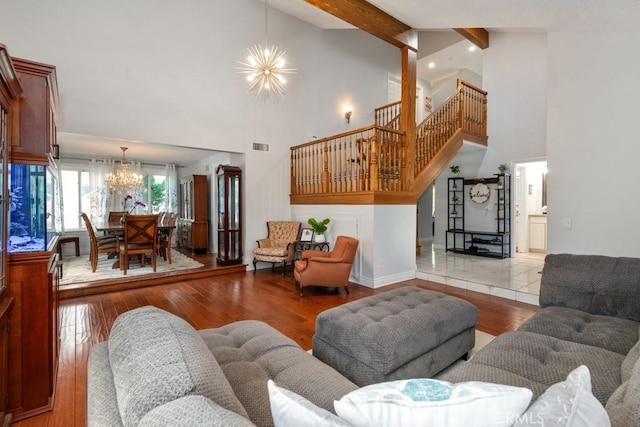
[[514, 160, 547, 259]]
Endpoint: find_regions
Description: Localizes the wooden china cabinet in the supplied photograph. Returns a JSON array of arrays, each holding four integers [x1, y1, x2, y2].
[[177, 174, 209, 254], [216, 165, 242, 265]]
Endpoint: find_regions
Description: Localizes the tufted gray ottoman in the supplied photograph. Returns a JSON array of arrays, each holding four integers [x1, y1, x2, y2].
[[312, 286, 478, 386]]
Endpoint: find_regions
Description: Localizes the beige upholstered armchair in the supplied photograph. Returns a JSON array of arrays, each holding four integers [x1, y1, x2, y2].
[[253, 221, 301, 276], [294, 235, 359, 297]]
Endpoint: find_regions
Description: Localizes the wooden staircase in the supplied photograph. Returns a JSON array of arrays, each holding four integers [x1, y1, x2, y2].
[[290, 80, 487, 204]]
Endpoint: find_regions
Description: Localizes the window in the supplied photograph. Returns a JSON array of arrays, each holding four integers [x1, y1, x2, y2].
[[61, 168, 90, 230], [144, 174, 167, 213], [61, 164, 172, 228]]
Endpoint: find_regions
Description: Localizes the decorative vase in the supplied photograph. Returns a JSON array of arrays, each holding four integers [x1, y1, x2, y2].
[[314, 233, 325, 243]]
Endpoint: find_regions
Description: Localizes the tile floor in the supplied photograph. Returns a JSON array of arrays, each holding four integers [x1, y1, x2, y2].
[[415, 241, 544, 305]]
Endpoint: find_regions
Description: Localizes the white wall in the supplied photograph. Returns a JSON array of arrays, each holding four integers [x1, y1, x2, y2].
[[291, 204, 416, 288], [479, 33, 548, 177], [0, 0, 399, 266], [546, 32, 640, 257]]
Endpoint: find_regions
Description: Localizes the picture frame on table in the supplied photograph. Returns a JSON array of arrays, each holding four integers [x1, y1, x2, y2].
[[299, 228, 314, 242]]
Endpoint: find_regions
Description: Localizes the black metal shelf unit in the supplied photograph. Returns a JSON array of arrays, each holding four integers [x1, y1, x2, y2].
[[446, 174, 511, 258]]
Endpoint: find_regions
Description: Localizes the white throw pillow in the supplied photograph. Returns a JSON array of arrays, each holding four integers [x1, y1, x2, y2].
[[334, 378, 532, 427], [514, 365, 610, 427], [268, 380, 353, 427]]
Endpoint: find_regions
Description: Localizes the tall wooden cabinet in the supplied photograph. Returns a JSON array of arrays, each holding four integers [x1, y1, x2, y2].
[[177, 174, 209, 254], [216, 165, 242, 265], [0, 43, 21, 427], [5, 55, 61, 421]]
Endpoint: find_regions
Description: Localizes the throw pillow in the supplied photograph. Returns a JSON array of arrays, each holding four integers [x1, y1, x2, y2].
[[515, 365, 610, 427], [268, 380, 353, 427], [334, 378, 532, 427]]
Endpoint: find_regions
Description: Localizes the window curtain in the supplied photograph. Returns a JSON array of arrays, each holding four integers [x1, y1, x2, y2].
[[89, 158, 114, 222], [164, 164, 178, 213]]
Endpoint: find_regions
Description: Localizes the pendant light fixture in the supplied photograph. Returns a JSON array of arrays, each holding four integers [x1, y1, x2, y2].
[[238, 0, 296, 100], [105, 146, 143, 191]]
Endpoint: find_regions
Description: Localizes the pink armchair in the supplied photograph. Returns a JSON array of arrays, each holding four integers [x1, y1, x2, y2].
[[293, 235, 359, 297]]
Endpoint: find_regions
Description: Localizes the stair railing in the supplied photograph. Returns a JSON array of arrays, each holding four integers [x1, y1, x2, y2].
[[290, 125, 405, 196], [291, 79, 486, 199], [374, 101, 401, 130], [415, 79, 487, 176]]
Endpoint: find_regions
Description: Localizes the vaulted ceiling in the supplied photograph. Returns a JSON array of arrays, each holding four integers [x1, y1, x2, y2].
[[269, 0, 640, 32]]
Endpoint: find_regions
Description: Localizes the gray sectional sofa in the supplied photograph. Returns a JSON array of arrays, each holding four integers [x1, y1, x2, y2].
[[86, 306, 358, 427], [438, 253, 640, 425], [87, 253, 640, 426]]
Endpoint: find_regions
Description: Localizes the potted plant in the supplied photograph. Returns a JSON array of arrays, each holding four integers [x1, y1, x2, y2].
[[452, 196, 460, 205], [450, 165, 461, 189], [498, 163, 509, 174], [308, 217, 330, 243]]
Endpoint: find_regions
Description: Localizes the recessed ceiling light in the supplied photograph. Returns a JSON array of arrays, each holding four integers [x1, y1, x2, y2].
[[469, 45, 477, 52], [428, 62, 435, 68]]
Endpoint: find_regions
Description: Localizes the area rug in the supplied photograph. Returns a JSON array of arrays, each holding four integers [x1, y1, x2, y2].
[[437, 330, 496, 375], [60, 249, 205, 285]]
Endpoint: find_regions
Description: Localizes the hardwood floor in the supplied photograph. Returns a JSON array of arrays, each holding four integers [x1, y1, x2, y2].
[[14, 265, 538, 426]]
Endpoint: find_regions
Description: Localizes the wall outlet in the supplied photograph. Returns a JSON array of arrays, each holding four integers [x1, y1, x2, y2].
[[561, 218, 572, 230]]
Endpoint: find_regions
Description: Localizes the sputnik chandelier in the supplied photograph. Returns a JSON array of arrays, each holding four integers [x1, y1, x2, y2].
[[105, 146, 143, 191], [237, 0, 296, 100]]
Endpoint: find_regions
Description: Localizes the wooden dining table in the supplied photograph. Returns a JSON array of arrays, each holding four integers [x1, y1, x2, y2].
[[94, 221, 177, 269]]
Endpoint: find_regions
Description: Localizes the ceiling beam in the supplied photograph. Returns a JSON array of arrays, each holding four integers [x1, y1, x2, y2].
[[454, 28, 490, 49], [303, 0, 417, 51]]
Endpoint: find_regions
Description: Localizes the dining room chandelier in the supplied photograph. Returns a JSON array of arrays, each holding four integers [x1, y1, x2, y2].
[[105, 146, 143, 191], [237, 0, 296, 100]]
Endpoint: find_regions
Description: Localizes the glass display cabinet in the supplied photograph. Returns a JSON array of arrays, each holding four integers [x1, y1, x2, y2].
[[8, 162, 60, 253], [216, 165, 242, 265]]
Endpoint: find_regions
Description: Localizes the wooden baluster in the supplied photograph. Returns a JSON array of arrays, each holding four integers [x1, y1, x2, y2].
[[290, 149, 296, 195]]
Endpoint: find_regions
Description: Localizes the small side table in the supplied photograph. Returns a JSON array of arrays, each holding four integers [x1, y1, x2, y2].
[[295, 241, 330, 259], [57, 236, 80, 260]]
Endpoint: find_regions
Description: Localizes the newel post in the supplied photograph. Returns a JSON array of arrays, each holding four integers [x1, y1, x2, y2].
[[322, 140, 330, 193], [369, 131, 379, 191], [401, 46, 416, 191]]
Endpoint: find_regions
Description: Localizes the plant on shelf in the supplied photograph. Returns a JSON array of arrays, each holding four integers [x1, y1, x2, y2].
[[498, 163, 509, 174], [308, 217, 330, 243], [450, 165, 461, 188], [452, 196, 460, 205]]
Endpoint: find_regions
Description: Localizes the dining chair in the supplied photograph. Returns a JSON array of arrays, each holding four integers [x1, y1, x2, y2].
[[81, 213, 120, 272], [119, 214, 159, 275], [157, 212, 178, 264], [108, 211, 127, 223]]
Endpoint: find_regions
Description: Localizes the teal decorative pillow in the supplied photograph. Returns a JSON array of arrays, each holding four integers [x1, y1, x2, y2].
[[515, 365, 610, 427], [268, 380, 352, 427], [334, 378, 532, 427]]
